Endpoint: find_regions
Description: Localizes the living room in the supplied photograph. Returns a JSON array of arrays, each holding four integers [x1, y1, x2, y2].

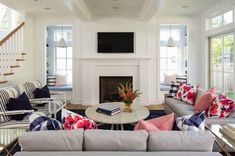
[[0, 0, 235, 156]]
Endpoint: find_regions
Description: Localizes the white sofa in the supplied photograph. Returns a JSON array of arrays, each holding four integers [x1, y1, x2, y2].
[[14, 129, 222, 156]]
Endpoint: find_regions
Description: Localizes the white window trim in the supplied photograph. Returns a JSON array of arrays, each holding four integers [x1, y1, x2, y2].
[[209, 32, 235, 99], [207, 8, 235, 32], [160, 25, 188, 82]]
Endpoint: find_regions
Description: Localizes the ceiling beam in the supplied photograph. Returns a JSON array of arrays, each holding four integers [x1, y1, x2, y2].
[[139, 0, 165, 21], [63, 0, 92, 21]]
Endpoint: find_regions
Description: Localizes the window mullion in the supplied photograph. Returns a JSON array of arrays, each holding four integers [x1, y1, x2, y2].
[[222, 35, 225, 92], [233, 32, 235, 99]]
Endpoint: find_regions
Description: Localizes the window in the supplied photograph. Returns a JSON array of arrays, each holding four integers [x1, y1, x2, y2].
[[54, 30, 72, 41], [0, 3, 20, 32], [212, 15, 222, 28], [56, 47, 73, 84], [223, 10, 233, 25], [160, 25, 188, 82], [208, 9, 234, 30], [46, 26, 73, 86], [210, 34, 234, 98]]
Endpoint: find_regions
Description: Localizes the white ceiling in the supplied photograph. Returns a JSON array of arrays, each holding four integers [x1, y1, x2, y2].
[[158, 0, 222, 16], [0, 0, 72, 15], [0, 0, 225, 20], [84, 0, 146, 20]]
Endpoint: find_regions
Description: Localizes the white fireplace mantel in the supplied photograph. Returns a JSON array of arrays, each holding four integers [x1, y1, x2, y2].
[[78, 58, 151, 105]]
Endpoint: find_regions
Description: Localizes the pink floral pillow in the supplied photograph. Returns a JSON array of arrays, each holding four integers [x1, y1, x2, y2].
[[207, 94, 235, 118], [175, 82, 199, 105], [61, 109, 97, 130]]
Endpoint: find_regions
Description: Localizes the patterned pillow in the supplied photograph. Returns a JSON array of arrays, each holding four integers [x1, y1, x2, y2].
[[29, 116, 62, 131], [168, 83, 180, 98], [207, 94, 235, 118], [176, 112, 205, 131], [175, 82, 199, 105], [176, 75, 187, 84], [61, 109, 97, 130], [24, 80, 42, 99]]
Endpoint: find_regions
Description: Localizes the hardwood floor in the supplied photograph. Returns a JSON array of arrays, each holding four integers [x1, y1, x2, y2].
[[66, 103, 165, 110]]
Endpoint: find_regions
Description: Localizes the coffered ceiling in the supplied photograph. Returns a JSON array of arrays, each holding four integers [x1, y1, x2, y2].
[[157, 0, 222, 16], [0, 0, 71, 15], [0, 0, 226, 21]]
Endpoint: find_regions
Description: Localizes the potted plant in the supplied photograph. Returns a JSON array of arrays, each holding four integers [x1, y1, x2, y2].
[[118, 83, 141, 112]]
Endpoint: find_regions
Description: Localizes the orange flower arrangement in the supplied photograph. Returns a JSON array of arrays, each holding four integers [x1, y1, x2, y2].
[[117, 83, 141, 105]]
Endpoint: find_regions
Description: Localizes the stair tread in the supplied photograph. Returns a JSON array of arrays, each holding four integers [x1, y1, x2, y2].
[[0, 81, 8, 84], [16, 59, 25, 61], [4, 72, 14, 76], [10, 65, 20, 68]]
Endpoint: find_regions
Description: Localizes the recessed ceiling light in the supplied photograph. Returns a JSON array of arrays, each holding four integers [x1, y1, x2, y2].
[[112, 6, 119, 9], [44, 7, 50, 10], [182, 5, 189, 8]]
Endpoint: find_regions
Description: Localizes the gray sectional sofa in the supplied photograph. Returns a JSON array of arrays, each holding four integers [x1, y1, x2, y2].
[[165, 89, 235, 124], [14, 129, 222, 156]]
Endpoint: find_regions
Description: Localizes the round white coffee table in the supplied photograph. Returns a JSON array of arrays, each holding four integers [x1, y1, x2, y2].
[[85, 102, 150, 130]]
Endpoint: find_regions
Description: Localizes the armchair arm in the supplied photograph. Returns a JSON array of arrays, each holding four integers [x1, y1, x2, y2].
[[30, 98, 54, 101], [0, 110, 34, 115], [30, 98, 54, 105], [50, 92, 64, 96]]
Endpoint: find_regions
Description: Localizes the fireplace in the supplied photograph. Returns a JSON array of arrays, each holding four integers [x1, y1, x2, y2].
[[99, 76, 133, 103]]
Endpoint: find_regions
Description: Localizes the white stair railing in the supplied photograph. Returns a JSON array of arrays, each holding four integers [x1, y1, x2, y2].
[[0, 22, 25, 84]]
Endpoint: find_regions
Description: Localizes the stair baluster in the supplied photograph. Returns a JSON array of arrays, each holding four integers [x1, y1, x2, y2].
[[0, 22, 25, 84]]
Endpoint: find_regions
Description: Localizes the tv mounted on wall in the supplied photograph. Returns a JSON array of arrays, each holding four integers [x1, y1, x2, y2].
[[97, 32, 134, 53]]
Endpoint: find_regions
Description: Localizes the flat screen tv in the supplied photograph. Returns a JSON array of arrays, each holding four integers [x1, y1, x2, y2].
[[97, 32, 134, 53]]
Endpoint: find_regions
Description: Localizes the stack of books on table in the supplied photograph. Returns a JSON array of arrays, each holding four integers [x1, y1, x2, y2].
[[96, 104, 121, 116], [220, 124, 235, 142]]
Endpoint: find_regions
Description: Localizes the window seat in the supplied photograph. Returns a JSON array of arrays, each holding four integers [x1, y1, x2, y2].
[[48, 86, 72, 91]]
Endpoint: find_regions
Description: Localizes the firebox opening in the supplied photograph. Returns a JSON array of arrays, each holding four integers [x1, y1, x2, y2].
[[99, 76, 133, 103]]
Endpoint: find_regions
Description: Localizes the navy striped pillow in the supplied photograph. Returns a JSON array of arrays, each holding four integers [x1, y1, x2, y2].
[[24, 81, 42, 99], [0, 87, 19, 122], [176, 75, 187, 84], [168, 83, 180, 98]]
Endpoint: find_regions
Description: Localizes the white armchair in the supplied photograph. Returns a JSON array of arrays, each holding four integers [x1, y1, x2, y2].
[[18, 80, 66, 118], [0, 87, 34, 128]]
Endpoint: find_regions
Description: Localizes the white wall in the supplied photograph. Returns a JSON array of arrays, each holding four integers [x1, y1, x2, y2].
[[72, 18, 158, 105], [1, 13, 202, 104]]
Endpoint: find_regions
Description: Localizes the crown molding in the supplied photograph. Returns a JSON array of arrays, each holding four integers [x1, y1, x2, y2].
[[63, 0, 92, 21], [139, 0, 164, 21]]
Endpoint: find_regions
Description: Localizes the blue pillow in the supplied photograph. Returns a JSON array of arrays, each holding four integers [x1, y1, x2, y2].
[[34, 85, 51, 99], [6, 92, 34, 120], [30, 116, 62, 131], [175, 112, 205, 131]]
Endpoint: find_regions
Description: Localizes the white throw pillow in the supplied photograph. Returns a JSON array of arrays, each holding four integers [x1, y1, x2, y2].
[[56, 74, 68, 86], [163, 73, 176, 85]]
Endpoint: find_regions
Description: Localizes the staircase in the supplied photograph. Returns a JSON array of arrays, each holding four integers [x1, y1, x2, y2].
[[0, 22, 25, 84]]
